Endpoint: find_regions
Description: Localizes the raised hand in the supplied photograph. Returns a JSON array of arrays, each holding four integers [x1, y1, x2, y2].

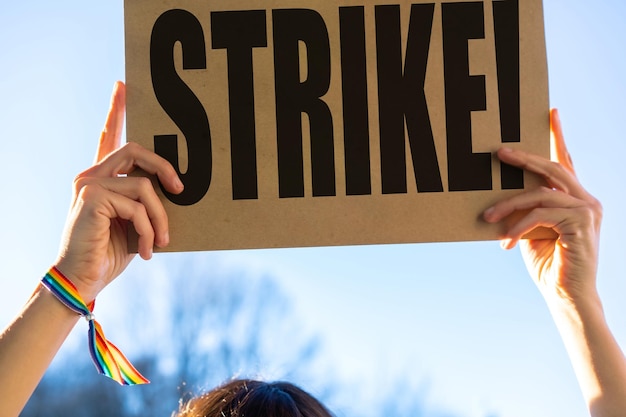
[[483, 109, 602, 303], [54, 81, 183, 302]]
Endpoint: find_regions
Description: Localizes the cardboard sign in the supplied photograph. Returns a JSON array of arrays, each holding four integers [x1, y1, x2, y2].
[[124, 0, 549, 252]]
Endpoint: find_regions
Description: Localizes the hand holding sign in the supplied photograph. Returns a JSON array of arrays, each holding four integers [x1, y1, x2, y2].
[[55, 82, 183, 302], [484, 109, 602, 303]]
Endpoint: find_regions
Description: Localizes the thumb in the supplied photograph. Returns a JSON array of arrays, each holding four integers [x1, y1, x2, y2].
[[95, 81, 126, 163], [550, 108, 576, 175]]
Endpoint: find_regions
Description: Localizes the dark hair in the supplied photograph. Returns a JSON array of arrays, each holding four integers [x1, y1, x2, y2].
[[174, 379, 334, 417]]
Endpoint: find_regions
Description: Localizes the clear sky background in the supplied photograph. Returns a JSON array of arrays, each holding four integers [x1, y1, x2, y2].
[[1, 1, 625, 417]]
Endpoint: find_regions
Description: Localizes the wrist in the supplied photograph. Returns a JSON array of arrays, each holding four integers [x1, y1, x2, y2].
[[52, 260, 102, 304], [39, 266, 150, 385], [537, 271, 601, 314], [32, 284, 83, 323], [543, 287, 604, 323]]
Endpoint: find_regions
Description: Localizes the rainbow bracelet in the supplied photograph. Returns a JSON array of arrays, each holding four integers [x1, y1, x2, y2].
[[41, 266, 149, 385]]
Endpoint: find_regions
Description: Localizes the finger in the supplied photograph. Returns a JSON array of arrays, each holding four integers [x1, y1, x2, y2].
[[483, 186, 584, 224], [496, 147, 587, 199], [86, 142, 184, 195], [80, 184, 156, 260], [498, 207, 572, 249], [75, 176, 170, 248], [500, 206, 593, 250], [550, 108, 576, 175], [95, 81, 126, 163]]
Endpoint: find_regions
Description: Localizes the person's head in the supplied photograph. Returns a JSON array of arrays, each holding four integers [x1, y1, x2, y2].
[[174, 379, 334, 417]]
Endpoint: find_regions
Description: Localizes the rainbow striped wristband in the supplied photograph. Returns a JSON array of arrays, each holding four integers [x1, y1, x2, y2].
[[41, 266, 149, 385]]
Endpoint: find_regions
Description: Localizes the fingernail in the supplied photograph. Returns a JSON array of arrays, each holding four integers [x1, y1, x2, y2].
[[500, 147, 513, 153], [500, 238, 512, 250], [483, 206, 495, 220], [163, 231, 170, 247], [175, 177, 184, 191]]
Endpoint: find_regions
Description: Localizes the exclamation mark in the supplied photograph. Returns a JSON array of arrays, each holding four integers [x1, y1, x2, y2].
[[493, 0, 523, 189]]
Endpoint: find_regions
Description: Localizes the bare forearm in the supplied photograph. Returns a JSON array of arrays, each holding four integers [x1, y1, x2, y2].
[[546, 292, 626, 417], [0, 286, 79, 417]]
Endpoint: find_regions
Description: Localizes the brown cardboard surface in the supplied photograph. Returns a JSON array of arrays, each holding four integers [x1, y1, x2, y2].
[[124, 0, 550, 252]]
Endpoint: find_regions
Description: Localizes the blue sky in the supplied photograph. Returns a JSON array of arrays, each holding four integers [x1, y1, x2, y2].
[[1, 1, 625, 417]]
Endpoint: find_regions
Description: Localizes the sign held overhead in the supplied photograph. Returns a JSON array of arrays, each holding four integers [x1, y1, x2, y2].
[[125, 0, 550, 252]]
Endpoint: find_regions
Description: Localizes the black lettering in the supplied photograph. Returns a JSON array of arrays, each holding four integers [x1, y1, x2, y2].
[[375, 4, 443, 195], [442, 2, 492, 191], [340, 7, 371, 196], [273, 9, 336, 198], [211, 10, 268, 200], [493, 0, 524, 189], [151, 9, 211, 206]]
